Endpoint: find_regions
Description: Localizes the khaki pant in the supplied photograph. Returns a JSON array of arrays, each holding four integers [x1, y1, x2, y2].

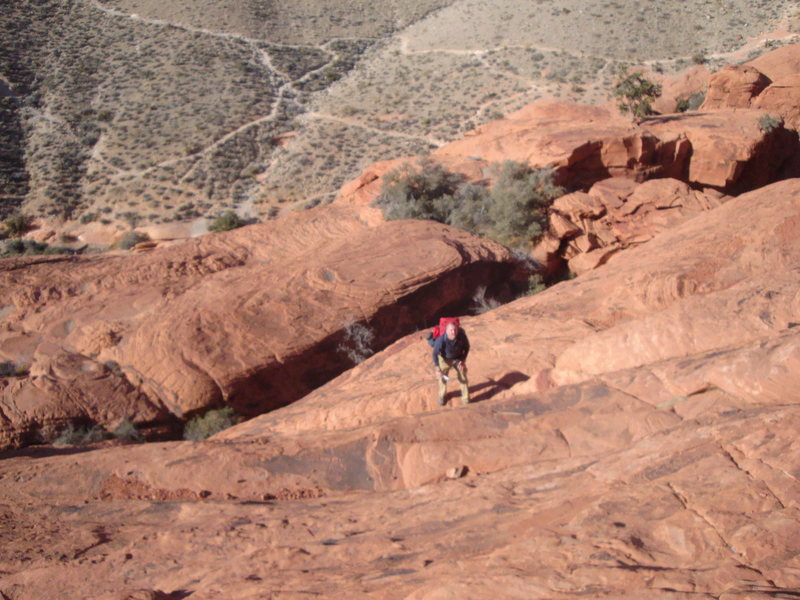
[[438, 356, 469, 404]]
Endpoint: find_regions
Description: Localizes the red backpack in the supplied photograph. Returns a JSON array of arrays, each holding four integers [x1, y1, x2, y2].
[[426, 317, 460, 346]]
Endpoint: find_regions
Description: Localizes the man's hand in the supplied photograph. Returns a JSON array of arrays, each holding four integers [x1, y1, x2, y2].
[[458, 361, 467, 374]]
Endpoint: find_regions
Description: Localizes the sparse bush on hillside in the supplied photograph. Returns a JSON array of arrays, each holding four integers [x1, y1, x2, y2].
[[183, 407, 243, 441], [208, 210, 244, 233], [337, 320, 376, 365], [759, 113, 783, 133], [3, 212, 32, 238], [0, 239, 72, 257], [612, 67, 662, 122], [373, 159, 563, 248], [118, 231, 150, 250]]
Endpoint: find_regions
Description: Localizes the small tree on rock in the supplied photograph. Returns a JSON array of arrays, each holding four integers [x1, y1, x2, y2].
[[612, 67, 662, 123]]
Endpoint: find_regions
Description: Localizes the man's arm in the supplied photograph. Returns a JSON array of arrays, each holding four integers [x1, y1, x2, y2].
[[432, 335, 443, 367]]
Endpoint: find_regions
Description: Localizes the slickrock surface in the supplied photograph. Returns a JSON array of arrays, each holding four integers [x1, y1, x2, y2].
[[1, 179, 799, 599], [0, 204, 514, 449]]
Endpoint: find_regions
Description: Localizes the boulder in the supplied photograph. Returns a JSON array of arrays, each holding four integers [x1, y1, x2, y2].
[[747, 42, 800, 82], [700, 64, 772, 109], [753, 73, 800, 129], [0, 204, 516, 449]]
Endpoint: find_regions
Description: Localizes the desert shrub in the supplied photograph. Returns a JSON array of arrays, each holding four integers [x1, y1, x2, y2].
[[525, 273, 547, 295], [484, 161, 563, 247], [1, 239, 50, 257], [112, 418, 143, 442], [208, 210, 244, 232], [0, 360, 28, 377], [118, 231, 150, 250], [183, 407, 243, 441], [373, 159, 466, 222], [373, 160, 562, 248], [3, 213, 32, 238], [612, 67, 662, 121], [53, 423, 108, 446], [759, 113, 783, 133], [337, 320, 376, 365], [676, 90, 706, 113]]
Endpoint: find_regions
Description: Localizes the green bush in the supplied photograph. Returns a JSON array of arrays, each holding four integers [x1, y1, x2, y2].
[[373, 159, 466, 222], [3, 213, 32, 238], [483, 161, 563, 247], [373, 160, 563, 248], [112, 418, 143, 442], [118, 231, 150, 250], [53, 423, 108, 446], [183, 407, 243, 441], [525, 273, 547, 295], [612, 67, 662, 121], [1, 239, 52, 257], [208, 210, 244, 232]]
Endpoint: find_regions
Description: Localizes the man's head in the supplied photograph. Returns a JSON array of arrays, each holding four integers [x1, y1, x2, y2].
[[445, 321, 458, 340]]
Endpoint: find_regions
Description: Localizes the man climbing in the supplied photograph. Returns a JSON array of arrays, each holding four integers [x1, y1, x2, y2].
[[432, 320, 470, 406]]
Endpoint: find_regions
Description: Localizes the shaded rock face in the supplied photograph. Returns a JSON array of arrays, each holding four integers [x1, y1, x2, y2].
[[0, 204, 515, 449], [1, 180, 799, 599]]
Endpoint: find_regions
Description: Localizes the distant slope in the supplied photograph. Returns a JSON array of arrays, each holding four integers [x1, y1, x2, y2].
[[0, 0, 796, 227]]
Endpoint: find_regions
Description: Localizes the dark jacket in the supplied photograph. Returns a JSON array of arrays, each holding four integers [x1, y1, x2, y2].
[[432, 328, 470, 366]]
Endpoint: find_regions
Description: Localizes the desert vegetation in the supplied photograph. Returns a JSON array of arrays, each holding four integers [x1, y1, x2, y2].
[[0, 0, 795, 226], [183, 407, 243, 441], [373, 159, 563, 248], [612, 67, 662, 121], [208, 210, 245, 232]]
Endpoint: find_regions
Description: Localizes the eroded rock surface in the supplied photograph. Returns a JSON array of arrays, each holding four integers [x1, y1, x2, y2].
[[0, 204, 515, 449], [1, 179, 799, 599], [535, 177, 728, 275]]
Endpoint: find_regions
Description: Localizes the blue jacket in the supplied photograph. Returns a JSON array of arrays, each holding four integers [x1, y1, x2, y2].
[[432, 329, 470, 366]]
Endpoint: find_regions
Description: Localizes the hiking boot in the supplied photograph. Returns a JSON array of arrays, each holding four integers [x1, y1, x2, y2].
[[438, 396, 446, 406], [461, 397, 470, 405]]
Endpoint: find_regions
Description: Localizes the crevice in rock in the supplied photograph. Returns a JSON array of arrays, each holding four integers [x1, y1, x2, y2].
[[718, 442, 789, 510], [225, 258, 517, 417]]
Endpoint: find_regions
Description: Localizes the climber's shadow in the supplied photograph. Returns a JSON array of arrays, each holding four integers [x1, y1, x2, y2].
[[443, 371, 530, 404]]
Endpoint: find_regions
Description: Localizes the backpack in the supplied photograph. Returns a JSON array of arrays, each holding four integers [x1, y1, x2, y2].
[[426, 317, 461, 347]]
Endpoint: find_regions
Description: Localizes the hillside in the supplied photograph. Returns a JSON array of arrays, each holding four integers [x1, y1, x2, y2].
[[0, 0, 797, 231]]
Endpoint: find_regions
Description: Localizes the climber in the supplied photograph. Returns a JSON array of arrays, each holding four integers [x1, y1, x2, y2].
[[431, 320, 470, 406]]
